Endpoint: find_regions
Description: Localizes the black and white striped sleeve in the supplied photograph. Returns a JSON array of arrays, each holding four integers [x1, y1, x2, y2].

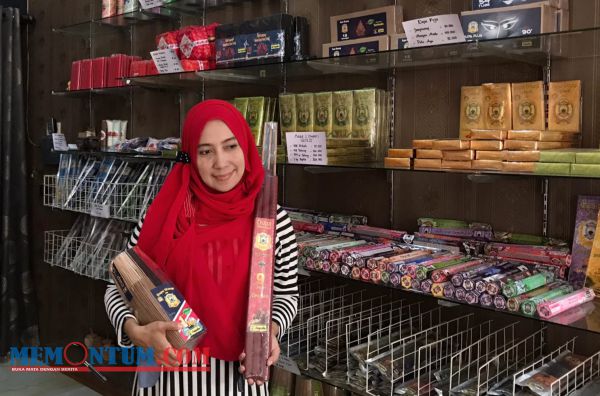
[[272, 206, 299, 342], [104, 216, 144, 347]]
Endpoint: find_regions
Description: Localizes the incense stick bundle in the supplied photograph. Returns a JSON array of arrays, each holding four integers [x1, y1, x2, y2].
[[110, 247, 206, 350]]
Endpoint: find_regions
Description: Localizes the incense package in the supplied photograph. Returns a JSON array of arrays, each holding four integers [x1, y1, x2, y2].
[[569, 196, 600, 288], [442, 160, 472, 170], [330, 5, 403, 42], [460, 86, 485, 138], [483, 83, 512, 130], [246, 97, 266, 146], [465, 129, 506, 140], [534, 162, 571, 176], [537, 288, 595, 319], [586, 208, 600, 293], [505, 150, 541, 162], [352, 89, 377, 139], [388, 149, 413, 158], [470, 140, 503, 151], [548, 80, 582, 132], [511, 81, 545, 130], [278, 94, 296, 140], [472, 160, 503, 170], [413, 139, 435, 149], [110, 247, 206, 350], [313, 92, 332, 135], [432, 140, 471, 150], [414, 158, 442, 169], [442, 150, 475, 161], [295, 93, 314, 132], [332, 91, 353, 137], [503, 162, 535, 172], [384, 157, 411, 169], [476, 151, 505, 161], [416, 149, 443, 159]]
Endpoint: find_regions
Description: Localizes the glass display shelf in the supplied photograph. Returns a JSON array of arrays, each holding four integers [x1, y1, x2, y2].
[[124, 27, 598, 89], [52, 149, 176, 161], [308, 269, 600, 336], [52, 86, 136, 97]]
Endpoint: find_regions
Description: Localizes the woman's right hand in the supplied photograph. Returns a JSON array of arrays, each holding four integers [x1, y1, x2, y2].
[[124, 318, 182, 367]]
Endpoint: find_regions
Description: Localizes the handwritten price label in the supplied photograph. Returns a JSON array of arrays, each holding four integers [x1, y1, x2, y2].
[[402, 14, 465, 48], [150, 49, 183, 74], [285, 132, 328, 165], [139, 0, 165, 10], [91, 203, 110, 219]]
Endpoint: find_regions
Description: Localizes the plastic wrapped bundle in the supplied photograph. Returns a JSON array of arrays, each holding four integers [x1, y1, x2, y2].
[[537, 288, 595, 319]]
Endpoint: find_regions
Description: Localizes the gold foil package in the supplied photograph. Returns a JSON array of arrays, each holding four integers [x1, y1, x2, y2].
[[413, 139, 435, 149], [388, 149, 413, 158], [505, 150, 541, 162], [472, 160, 503, 170], [442, 160, 472, 170], [352, 88, 377, 139], [470, 140, 504, 151], [442, 150, 475, 161], [432, 139, 471, 150], [512, 81, 545, 130], [313, 92, 333, 135], [416, 149, 443, 159], [414, 158, 442, 169], [234, 97, 249, 118], [460, 86, 485, 138], [246, 97, 266, 145], [503, 161, 535, 172], [384, 157, 411, 168], [476, 150, 505, 161], [279, 94, 296, 137], [483, 83, 512, 130], [466, 129, 507, 140], [295, 93, 314, 132], [548, 80, 582, 132], [332, 91, 353, 137]]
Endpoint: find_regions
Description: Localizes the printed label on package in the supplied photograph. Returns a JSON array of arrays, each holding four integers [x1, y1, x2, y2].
[[403, 14, 466, 48], [328, 40, 382, 57], [285, 132, 328, 165], [90, 203, 110, 219], [461, 8, 542, 41], [139, 0, 164, 10], [336, 12, 388, 41], [247, 217, 275, 334], [151, 283, 205, 341], [216, 29, 285, 64], [151, 49, 183, 74]]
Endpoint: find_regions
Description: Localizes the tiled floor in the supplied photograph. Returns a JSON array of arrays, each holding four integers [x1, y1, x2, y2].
[[0, 361, 100, 396]]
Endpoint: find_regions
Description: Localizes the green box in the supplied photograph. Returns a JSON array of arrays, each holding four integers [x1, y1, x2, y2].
[[534, 162, 571, 176], [576, 151, 600, 164], [538, 150, 576, 163], [571, 164, 600, 177]]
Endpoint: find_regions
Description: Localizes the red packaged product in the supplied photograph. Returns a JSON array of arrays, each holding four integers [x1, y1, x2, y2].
[[178, 26, 212, 60], [206, 22, 219, 41], [130, 60, 147, 77], [156, 30, 181, 58], [79, 59, 93, 90], [70, 60, 82, 91], [484, 242, 571, 267], [146, 60, 159, 76], [181, 60, 211, 72], [92, 57, 108, 88]]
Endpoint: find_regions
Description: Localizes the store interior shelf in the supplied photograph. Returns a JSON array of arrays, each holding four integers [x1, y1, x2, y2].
[[52, 149, 176, 161], [308, 269, 600, 336], [124, 27, 599, 89], [52, 86, 136, 97]]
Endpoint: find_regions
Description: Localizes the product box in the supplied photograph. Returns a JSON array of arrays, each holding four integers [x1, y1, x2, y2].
[[278, 94, 296, 138], [417, 149, 443, 159], [323, 36, 389, 57], [540, 131, 579, 142], [507, 130, 543, 140], [472, 0, 568, 10], [569, 196, 600, 288], [352, 88, 377, 139], [465, 129, 507, 140], [548, 80, 582, 132], [384, 157, 411, 168], [504, 140, 538, 150], [571, 164, 600, 178], [295, 93, 314, 132], [460, 86, 485, 138], [576, 151, 600, 164], [413, 139, 435, 149], [314, 92, 333, 134], [234, 97, 249, 118], [79, 59, 93, 90], [246, 97, 266, 145], [539, 149, 576, 163], [483, 83, 512, 130], [503, 161, 535, 172], [332, 91, 353, 138], [390, 33, 409, 50], [92, 57, 108, 89], [472, 159, 503, 170], [512, 81, 545, 131], [442, 160, 472, 170], [470, 140, 504, 151], [534, 162, 571, 176], [432, 140, 471, 151], [330, 5, 403, 42], [477, 150, 505, 161], [442, 150, 475, 161], [505, 150, 540, 162], [388, 149, 414, 158], [414, 158, 442, 169], [538, 141, 573, 150], [70, 60, 82, 91]]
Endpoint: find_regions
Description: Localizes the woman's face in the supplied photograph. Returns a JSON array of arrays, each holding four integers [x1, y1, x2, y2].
[[196, 120, 245, 192]]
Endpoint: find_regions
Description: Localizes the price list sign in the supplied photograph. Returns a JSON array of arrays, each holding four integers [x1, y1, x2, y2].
[[285, 132, 328, 165], [402, 14, 466, 48], [139, 0, 165, 10], [150, 49, 183, 74]]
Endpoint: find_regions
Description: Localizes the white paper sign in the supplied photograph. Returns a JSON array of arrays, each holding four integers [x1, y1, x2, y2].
[[402, 14, 466, 48], [52, 133, 69, 152], [285, 132, 328, 165], [67, 144, 78, 150], [151, 49, 184, 74], [274, 355, 301, 375], [90, 203, 110, 219], [139, 0, 164, 10]]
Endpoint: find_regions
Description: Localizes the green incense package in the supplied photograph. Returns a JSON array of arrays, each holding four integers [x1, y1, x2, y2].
[[332, 91, 353, 138], [234, 97, 249, 118], [534, 162, 571, 176], [576, 151, 600, 164], [295, 93, 314, 132], [352, 88, 377, 140], [279, 93, 296, 145], [571, 163, 600, 177], [314, 92, 333, 136], [520, 284, 574, 316], [538, 150, 576, 163], [246, 97, 266, 146]]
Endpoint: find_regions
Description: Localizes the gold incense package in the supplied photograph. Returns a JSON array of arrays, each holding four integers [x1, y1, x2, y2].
[[472, 160, 503, 170], [384, 157, 411, 168], [483, 83, 512, 130], [414, 158, 442, 169], [504, 140, 539, 151], [507, 130, 543, 141], [246, 97, 266, 146], [503, 161, 535, 172], [416, 149, 443, 159], [460, 86, 485, 138], [476, 150, 505, 161], [442, 150, 475, 161], [332, 91, 353, 138], [512, 81, 545, 131], [466, 129, 507, 140], [295, 93, 314, 132], [413, 139, 435, 149], [432, 139, 471, 150], [505, 150, 541, 162], [442, 160, 472, 170], [388, 148, 414, 158], [470, 140, 504, 151], [234, 97, 249, 118], [352, 88, 377, 140], [548, 80, 581, 132], [278, 94, 296, 140], [314, 92, 333, 135]]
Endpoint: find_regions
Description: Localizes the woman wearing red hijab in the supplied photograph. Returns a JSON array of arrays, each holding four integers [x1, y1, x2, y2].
[[104, 100, 299, 395]]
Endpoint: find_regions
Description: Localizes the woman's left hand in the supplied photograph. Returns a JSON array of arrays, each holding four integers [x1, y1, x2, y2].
[[238, 322, 281, 386]]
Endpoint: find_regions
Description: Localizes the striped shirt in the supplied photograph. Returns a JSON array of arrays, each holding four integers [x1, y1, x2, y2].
[[104, 206, 299, 396]]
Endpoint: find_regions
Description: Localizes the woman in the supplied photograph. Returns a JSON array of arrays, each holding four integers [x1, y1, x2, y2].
[[104, 100, 299, 396]]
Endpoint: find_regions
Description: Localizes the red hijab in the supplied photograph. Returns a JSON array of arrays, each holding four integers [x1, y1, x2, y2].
[[137, 100, 265, 360]]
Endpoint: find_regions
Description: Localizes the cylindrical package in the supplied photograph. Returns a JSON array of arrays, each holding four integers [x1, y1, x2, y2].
[[506, 284, 558, 312], [415, 257, 472, 281], [467, 291, 483, 305], [520, 284, 574, 316], [487, 268, 535, 296], [431, 282, 448, 297], [442, 150, 475, 161], [502, 272, 555, 298], [400, 275, 412, 289], [292, 221, 325, 234], [479, 293, 493, 307], [454, 288, 467, 301], [443, 283, 456, 299], [420, 279, 434, 294], [537, 288, 595, 319], [493, 295, 507, 310], [430, 259, 483, 283], [504, 150, 541, 162], [470, 140, 503, 151]]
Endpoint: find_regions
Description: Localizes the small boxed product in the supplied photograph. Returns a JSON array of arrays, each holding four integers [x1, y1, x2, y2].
[[503, 161, 535, 172], [512, 81, 545, 131], [178, 26, 214, 60], [413, 139, 435, 149], [576, 151, 600, 164], [461, 4, 559, 42], [539, 149, 576, 163], [476, 150, 505, 161], [460, 86, 485, 138], [91, 57, 108, 88], [548, 80, 582, 132], [471, 0, 568, 10], [538, 141, 573, 150], [569, 197, 600, 289], [505, 150, 541, 162], [534, 162, 571, 176], [540, 131, 579, 142], [384, 157, 411, 168], [470, 140, 503, 151], [465, 129, 506, 140], [442, 150, 475, 161], [508, 130, 542, 140], [483, 83, 512, 130], [246, 97, 266, 145], [234, 97, 249, 118], [352, 88, 377, 139], [416, 149, 443, 159], [79, 59, 93, 90], [390, 33, 409, 50], [472, 160, 503, 170], [414, 158, 442, 169], [332, 91, 353, 138], [388, 148, 414, 158], [330, 5, 403, 42], [314, 92, 333, 134], [415, 149, 443, 159], [279, 94, 296, 138], [295, 93, 314, 132], [432, 140, 471, 151], [323, 36, 389, 57], [570, 164, 600, 178], [442, 160, 472, 170], [70, 60, 82, 91], [504, 140, 538, 150]]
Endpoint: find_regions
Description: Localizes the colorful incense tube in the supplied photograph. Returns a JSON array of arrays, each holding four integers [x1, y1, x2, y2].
[[537, 288, 596, 319], [421, 279, 434, 294], [479, 293, 493, 307], [351, 267, 361, 280], [348, 224, 407, 240], [455, 288, 467, 301], [493, 295, 507, 310], [467, 291, 483, 305], [360, 268, 371, 281], [387, 255, 434, 273], [520, 284, 574, 316], [450, 262, 497, 287], [403, 254, 463, 277], [390, 273, 402, 287], [502, 272, 555, 298], [411, 278, 421, 291], [415, 257, 471, 281], [430, 259, 484, 283], [364, 248, 415, 268], [506, 284, 558, 312], [380, 271, 391, 285], [401, 275, 413, 289], [330, 262, 340, 274], [486, 267, 534, 296], [443, 283, 456, 299], [340, 264, 351, 277], [292, 220, 325, 233], [431, 282, 448, 298], [370, 269, 382, 284]]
